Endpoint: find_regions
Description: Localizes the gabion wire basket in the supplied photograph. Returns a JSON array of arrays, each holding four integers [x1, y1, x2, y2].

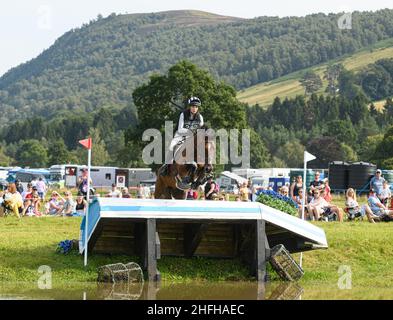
[[97, 262, 144, 284], [268, 282, 304, 300], [269, 244, 304, 281]]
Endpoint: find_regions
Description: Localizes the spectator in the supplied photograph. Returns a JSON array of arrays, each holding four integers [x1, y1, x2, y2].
[[121, 187, 132, 198], [137, 183, 144, 199], [281, 186, 289, 198], [369, 169, 386, 200], [322, 178, 332, 203], [379, 180, 391, 206], [204, 177, 217, 200], [308, 189, 342, 221], [295, 188, 307, 218], [367, 188, 393, 223], [36, 177, 47, 200], [290, 175, 303, 201], [247, 180, 252, 201], [143, 184, 151, 199], [3, 183, 23, 218], [107, 183, 121, 198], [47, 191, 64, 216], [75, 192, 88, 216], [24, 193, 42, 217], [186, 189, 196, 200], [15, 179, 24, 194], [62, 191, 75, 217], [21, 183, 33, 201], [309, 171, 325, 196], [239, 182, 250, 202], [345, 188, 372, 221], [0, 191, 4, 217], [78, 169, 93, 200], [31, 177, 38, 188], [235, 196, 241, 202]]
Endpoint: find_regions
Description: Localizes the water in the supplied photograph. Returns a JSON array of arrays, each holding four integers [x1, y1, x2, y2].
[[1, 281, 393, 300]]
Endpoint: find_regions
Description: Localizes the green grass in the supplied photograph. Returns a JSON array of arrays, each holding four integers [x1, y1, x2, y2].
[[237, 38, 393, 107], [1, 205, 393, 290]]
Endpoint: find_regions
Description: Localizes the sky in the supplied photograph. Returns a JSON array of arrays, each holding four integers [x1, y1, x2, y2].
[[1, 0, 392, 76]]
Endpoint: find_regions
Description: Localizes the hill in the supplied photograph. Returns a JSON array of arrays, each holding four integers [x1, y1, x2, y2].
[[237, 38, 393, 107], [1, 10, 393, 125]]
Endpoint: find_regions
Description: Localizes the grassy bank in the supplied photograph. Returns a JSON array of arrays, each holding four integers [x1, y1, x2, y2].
[[0, 216, 392, 289], [237, 38, 393, 107]]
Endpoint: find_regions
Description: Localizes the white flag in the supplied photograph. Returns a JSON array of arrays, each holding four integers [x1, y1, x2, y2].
[[304, 151, 316, 163]]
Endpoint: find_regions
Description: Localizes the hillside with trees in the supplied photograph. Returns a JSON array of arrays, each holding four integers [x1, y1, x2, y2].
[[2, 9, 393, 125]]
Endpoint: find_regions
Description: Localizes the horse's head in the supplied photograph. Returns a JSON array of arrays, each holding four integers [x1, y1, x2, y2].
[[172, 127, 215, 190]]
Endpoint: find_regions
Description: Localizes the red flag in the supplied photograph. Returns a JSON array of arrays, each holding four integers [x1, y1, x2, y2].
[[79, 138, 92, 150]]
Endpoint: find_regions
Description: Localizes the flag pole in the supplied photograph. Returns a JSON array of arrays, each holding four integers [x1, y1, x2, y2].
[[300, 150, 316, 268], [300, 152, 307, 268], [84, 145, 92, 267]]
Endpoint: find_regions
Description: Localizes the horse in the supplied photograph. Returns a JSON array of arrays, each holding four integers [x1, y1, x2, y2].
[[154, 129, 215, 199]]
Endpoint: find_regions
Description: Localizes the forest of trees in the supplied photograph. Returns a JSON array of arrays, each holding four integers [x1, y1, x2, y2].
[[1, 60, 393, 170], [1, 9, 393, 125]]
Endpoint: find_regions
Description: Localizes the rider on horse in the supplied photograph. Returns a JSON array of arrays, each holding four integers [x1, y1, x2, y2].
[[161, 96, 204, 181]]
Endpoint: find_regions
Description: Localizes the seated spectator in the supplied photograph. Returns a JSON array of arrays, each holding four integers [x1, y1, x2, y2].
[[75, 192, 88, 216], [235, 196, 241, 202], [367, 188, 393, 223], [23, 193, 42, 217], [295, 188, 307, 218], [3, 183, 23, 218], [21, 183, 33, 201], [107, 184, 121, 198], [379, 180, 391, 206], [345, 188, 371, 221], [62, 191, 75, 217], [281, 186, 289, 198], [121, 187, 132, 198], [307, 189, 343, 221], [47, 191, 64, 216]]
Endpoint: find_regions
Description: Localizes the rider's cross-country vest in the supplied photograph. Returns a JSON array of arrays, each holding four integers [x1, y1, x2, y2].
[[179, 110, 203, 132]]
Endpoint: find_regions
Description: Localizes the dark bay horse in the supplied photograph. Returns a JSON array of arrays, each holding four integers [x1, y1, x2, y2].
[[154, 130, 215, 199]]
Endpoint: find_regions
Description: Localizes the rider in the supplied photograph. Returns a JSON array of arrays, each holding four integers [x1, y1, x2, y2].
[[161, 96, 204, 177]]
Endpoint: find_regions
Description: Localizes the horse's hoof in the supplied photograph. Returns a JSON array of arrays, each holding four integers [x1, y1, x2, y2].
[[176, 182, 192, 191]]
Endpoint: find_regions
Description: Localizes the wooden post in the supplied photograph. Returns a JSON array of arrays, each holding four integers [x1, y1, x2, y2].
[[255, 219, 270, 282], [146, 219, 161, 282]]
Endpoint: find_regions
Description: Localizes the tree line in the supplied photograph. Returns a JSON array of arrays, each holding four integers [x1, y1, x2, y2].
[[1, 60, 393, 170], [2, 10, 393, 125]]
